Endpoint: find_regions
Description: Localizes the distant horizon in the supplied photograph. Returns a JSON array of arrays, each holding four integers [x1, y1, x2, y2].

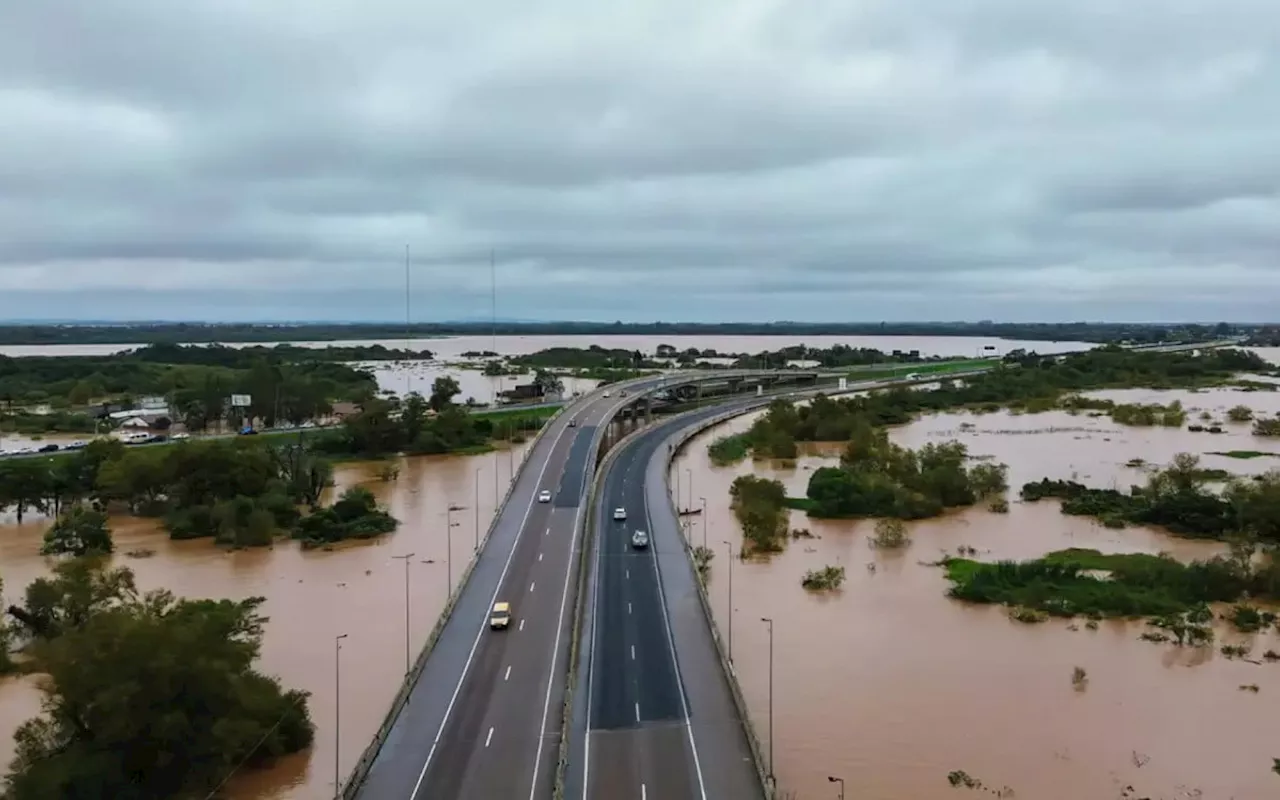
[[0, 318, 1270, 328]]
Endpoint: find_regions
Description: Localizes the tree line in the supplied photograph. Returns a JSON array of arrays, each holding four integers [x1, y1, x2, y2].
[[0, 558, 313, 798]]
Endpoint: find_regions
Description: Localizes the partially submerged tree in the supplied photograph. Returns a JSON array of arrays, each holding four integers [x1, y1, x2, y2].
[[40, 506, 113, 558]]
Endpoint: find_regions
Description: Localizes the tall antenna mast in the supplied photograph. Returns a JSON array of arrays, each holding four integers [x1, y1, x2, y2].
[[490, 249, 497, 356], [404, 244, 411, 397]]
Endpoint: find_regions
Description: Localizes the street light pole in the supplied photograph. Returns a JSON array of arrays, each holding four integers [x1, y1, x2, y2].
[[474, 467, 481, 551], [684, 469, 693, 541], [699, 496, 708, 549], [391, 553, 414, 674], [828, 775, 845, 800], [760, 617, 774, 788], [334, 633, 348, 800], [722, 540, 734, 662], [445, 506, 455, 593]]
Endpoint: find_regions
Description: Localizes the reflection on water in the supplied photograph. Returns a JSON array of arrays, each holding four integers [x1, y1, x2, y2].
[[674, 395, 1280, 800], [0, 442, 530, 799]]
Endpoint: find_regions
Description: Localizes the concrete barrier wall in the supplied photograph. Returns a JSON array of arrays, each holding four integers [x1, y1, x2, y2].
[[340, 395, 583, 796]]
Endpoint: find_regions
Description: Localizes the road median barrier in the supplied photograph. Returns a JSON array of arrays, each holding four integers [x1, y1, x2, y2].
[[342, 396, 580, 798]]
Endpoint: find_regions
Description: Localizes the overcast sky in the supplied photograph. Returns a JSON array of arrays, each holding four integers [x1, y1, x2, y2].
[[2, 1, 1278, 323]]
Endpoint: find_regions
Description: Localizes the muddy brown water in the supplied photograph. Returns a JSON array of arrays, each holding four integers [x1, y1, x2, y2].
[[0, 442, 530, 799], [672, 388, 1280, 800]]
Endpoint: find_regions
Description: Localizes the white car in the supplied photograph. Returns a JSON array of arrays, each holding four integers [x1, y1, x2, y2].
[[613, 507, 627, 521], [171, 433, 190, 441], [538, 490, 552, 503], [631, 530, 649, 549], [602, 391, 612, 398]]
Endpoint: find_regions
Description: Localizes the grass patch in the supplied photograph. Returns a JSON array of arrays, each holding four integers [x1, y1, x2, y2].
[[944, 548, 1249, 619]]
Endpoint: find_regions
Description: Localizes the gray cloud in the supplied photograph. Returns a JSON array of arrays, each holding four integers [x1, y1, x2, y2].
[[2, 0, 1279, 323]]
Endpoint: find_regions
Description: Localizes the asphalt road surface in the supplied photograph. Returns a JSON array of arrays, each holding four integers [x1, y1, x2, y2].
[[576, 400, 768, 800], [353, 382, 666, 800]]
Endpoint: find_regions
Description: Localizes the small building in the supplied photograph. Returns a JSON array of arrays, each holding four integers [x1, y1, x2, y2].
[[499, 383, 545, 403]]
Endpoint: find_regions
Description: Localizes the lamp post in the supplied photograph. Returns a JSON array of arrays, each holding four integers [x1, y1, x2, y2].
[[722, 540, 734, 661], [391, 553, 414, 674], [445, 506, 456, 593], [828, 775, 845, 800], [474, 467, 482, 551], [699, 496, 707, 549], [334, 633, 348, 799], [760, 617, 774, 787], [684, 469, 693, 540]]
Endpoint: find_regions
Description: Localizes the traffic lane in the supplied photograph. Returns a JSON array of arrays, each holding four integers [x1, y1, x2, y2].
[[583, 436, 700, 800], [587, 725, 698, 800], [355, 405, 582, 799], [411, 428, 580, 799], [453, 498, 583, 799], [411, 400, 613, 798], [643, 416, 767, 800]]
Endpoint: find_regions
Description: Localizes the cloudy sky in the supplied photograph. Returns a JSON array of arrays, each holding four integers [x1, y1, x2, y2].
[[3, 1, 1278, 323]]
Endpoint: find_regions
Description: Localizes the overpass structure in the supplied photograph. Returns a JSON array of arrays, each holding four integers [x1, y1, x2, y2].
[[343, 369, 832, 800]]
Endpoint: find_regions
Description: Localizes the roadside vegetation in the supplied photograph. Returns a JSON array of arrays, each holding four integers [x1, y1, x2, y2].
[[1, 557, 313, 798]]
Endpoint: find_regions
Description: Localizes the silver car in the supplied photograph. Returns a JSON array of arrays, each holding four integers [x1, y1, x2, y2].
[[631, 530, 649, 549]]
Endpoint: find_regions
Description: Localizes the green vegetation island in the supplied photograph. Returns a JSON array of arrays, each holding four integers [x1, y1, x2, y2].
[[0, 319, 1256, 346], [0, 558, 314, 798]]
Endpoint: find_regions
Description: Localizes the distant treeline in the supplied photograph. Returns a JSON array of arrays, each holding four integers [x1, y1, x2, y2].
[[0, 320, 1256, 346]]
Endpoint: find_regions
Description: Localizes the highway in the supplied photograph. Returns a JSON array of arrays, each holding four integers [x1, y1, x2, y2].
[[352, 381, 664, 800], [573, 399, 769, 800]]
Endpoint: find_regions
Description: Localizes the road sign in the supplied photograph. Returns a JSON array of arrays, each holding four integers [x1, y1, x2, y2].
[[230, 394, 252, 408]]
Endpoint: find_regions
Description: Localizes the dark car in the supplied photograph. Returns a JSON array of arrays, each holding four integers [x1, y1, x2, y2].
[[37, 443, 59, 453], [239, 427, 258, 436]]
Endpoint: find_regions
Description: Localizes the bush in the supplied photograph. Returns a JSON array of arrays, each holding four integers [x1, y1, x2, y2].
[[801, 565, 846, 590]]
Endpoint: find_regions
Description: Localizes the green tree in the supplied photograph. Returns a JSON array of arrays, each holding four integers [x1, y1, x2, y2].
[[429, 375, 461, 411], [3, 579, 313, 799], [12, 558, 139, 640], [41, 506, 113, 557], [533, 369, 565, 397], [0, 459, 52, 523]]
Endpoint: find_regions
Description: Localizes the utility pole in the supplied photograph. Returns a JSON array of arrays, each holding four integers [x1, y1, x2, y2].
[[474, 467, 481, 551], [760, 617, 774, 788], [722, 540, 734, 661], [334, 633, 348, 800]]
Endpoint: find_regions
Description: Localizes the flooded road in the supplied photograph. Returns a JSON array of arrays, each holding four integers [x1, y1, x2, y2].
[[673, 391, 1280, 800], [0, 442, 531, 799]]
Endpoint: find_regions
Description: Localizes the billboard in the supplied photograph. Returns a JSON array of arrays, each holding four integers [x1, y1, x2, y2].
[[230, 394, 252, 408]]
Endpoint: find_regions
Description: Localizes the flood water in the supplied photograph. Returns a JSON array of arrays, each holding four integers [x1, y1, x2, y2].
[[672, 386, 1280, 800], [0, 441, 532, 798], [0, 333, 1094, 360]]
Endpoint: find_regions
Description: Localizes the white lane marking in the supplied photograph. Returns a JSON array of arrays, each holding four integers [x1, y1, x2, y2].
[[626, 568, 630, 580], [529, 581, 535, 592], [628, 602, 632, 615], [641, 446, 710, 800], [641, 785, 647, 800], [504, 665, 511, 681], [539, 552, 543, 562], [485, 727, 494, 748], [546, 527, 551, 536], [408, 405, 577, 799], [634, 702, 640, 722], [527, 394, 615, 800], [630, 645, 635, 660]]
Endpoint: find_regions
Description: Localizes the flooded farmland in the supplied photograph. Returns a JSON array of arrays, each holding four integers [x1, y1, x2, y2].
[[673, 385, 1280, 800]]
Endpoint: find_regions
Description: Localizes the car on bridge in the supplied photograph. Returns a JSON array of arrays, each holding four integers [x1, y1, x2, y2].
[[630, 529, 649, 549], [489, 602, 512, 630], [613, 507, 627, 521], [538, 490, 552, 503]]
